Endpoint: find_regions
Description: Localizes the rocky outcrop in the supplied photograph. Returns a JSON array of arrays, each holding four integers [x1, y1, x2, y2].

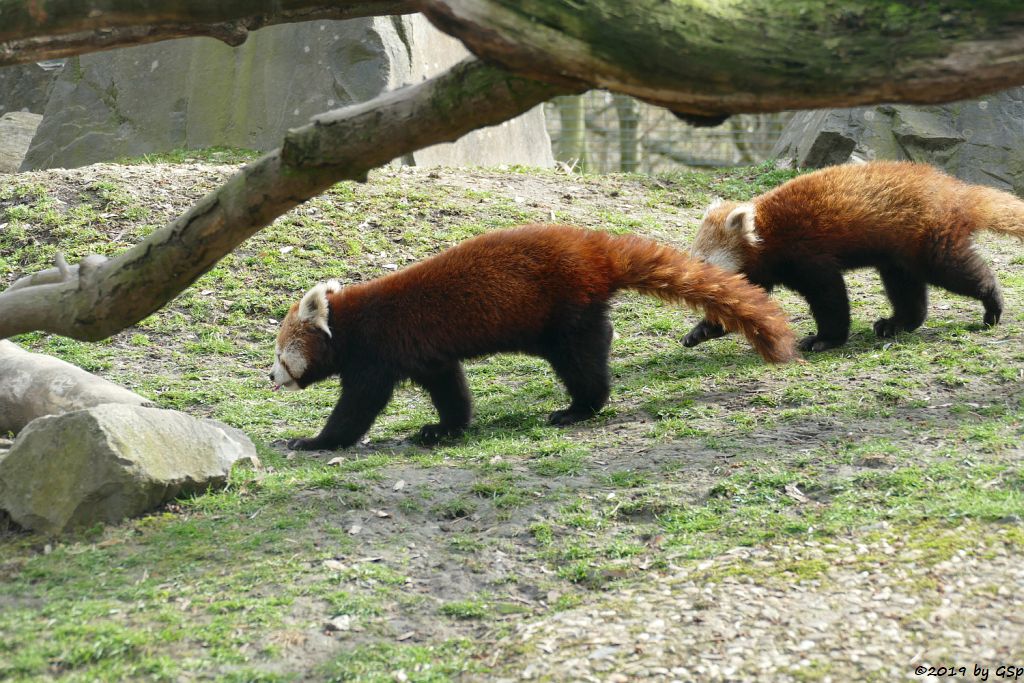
[[772, 88, 1024, 194], [23, 15, 552, 171], [0, 404, 255, 534], [0, 340, 153, 434], [0, 112, 43, 173], [0, 61, 63, 116]]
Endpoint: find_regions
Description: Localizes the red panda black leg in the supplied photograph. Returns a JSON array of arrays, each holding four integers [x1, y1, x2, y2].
[[545, 305, 613, 425], [787, 263, 850, 352], [684, 282, 773, 349], [874, 265, 929, 338], [683, 319, 727, 347], [412, 363, 472, 445], [288, 370, 397, 450], [925, 249, 1003, 327]]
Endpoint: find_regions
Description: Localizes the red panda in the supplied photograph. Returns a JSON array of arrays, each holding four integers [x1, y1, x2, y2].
[[685, 161, 1024, 352], [270, 224, 797, 450]]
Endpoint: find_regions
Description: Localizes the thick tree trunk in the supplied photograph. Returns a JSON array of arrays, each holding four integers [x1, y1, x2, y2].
[[420, 1, 1024, 118]]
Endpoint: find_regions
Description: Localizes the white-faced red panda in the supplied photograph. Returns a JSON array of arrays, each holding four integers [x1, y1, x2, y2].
[[270, 224, 797, 450], [686, 161, 1024, 352]]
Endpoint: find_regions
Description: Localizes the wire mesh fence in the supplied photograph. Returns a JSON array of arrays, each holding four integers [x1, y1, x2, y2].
[[545, 91, 793, 174]]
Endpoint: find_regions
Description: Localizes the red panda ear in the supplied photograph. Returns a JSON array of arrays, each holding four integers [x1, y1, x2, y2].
[[703, 197, 724, 218], [298, 281, 337, 337], [725, 203, 758, 244]]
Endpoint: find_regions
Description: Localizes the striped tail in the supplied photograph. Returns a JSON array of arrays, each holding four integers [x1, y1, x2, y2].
[[965, 185, 1024, 241], [605, 232, 798, 364]]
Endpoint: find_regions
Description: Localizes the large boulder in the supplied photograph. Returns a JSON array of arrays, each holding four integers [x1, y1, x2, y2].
[[772, 88, 1024, 194], [0, 404, 255, 534], [23, 15, 552, 171], [0, 340, 153, 434], [0, 60, 64, 116], [0, 112, 43, 173]]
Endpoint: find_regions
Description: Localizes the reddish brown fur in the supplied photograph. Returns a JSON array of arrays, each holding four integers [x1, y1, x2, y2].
[[688, 161, 1024, 351], [274, 224, 797, 450], [332, 225, 796, 364]]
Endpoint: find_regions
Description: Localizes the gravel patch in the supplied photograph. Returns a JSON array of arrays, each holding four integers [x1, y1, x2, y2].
[[482, 525, 1024, 682]]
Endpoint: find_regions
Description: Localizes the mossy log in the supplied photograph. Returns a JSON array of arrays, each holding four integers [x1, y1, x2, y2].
[[420, 1, 1024, 118]]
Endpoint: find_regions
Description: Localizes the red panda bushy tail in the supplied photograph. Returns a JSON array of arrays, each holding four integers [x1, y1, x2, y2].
[[604, 232, 798, 364], [964, 185, 1024, 241]]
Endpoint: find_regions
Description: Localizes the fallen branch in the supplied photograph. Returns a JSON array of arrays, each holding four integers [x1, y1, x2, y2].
[[0, 340, 153, 434], [0, 58, 572, 341], [0, 0, 416, 66]]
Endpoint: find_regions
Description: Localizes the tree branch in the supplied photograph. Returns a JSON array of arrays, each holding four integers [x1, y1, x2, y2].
[[0, 58, 572, 341], [0, 0, 417, 66], [420, 0, 1024, 117]]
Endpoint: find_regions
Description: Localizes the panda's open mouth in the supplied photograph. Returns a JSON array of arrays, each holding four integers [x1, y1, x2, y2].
[[272, 378, 298, 392]]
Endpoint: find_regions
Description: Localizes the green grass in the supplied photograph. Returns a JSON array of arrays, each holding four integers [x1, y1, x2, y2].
[[1, 158, 1022, 680]]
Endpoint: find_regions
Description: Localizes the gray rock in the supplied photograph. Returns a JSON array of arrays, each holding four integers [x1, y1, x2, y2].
[[0, 61, 63, 116], [23, 15, 551, 171], [772, 88, 1024, 193], [0, 340, 153, 434], [0, 112, 43, 173], [0, 404, 254, 534]]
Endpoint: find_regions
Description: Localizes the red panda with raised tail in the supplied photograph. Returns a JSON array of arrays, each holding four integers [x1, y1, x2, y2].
[[270, 224, 797, 450], [685, 161, 1024, 352]]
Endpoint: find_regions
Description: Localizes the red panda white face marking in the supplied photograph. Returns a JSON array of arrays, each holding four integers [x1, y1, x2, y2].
[[271, 342, 308, 391], [690, 200, 758, 273], [269, 280, 341, 391]]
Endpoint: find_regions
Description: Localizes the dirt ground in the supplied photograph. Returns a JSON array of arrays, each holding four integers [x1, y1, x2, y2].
[[1, 161, 1023, 681]]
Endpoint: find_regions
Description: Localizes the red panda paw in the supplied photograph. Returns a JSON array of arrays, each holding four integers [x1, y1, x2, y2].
[[416, 423, 465, 445], [872, 317, 902, 338], [683, 320, 727, 347], [548, 408, 598, 426], [797, 335, 845, 353], [287, 436, 331, 451]]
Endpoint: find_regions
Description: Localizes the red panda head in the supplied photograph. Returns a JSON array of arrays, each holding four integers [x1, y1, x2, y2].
[[270, 280, 342, 391], [690, 198, 759, 273]]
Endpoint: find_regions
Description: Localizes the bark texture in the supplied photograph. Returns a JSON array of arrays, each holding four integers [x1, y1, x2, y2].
[[420, 1, 1024, 117]]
